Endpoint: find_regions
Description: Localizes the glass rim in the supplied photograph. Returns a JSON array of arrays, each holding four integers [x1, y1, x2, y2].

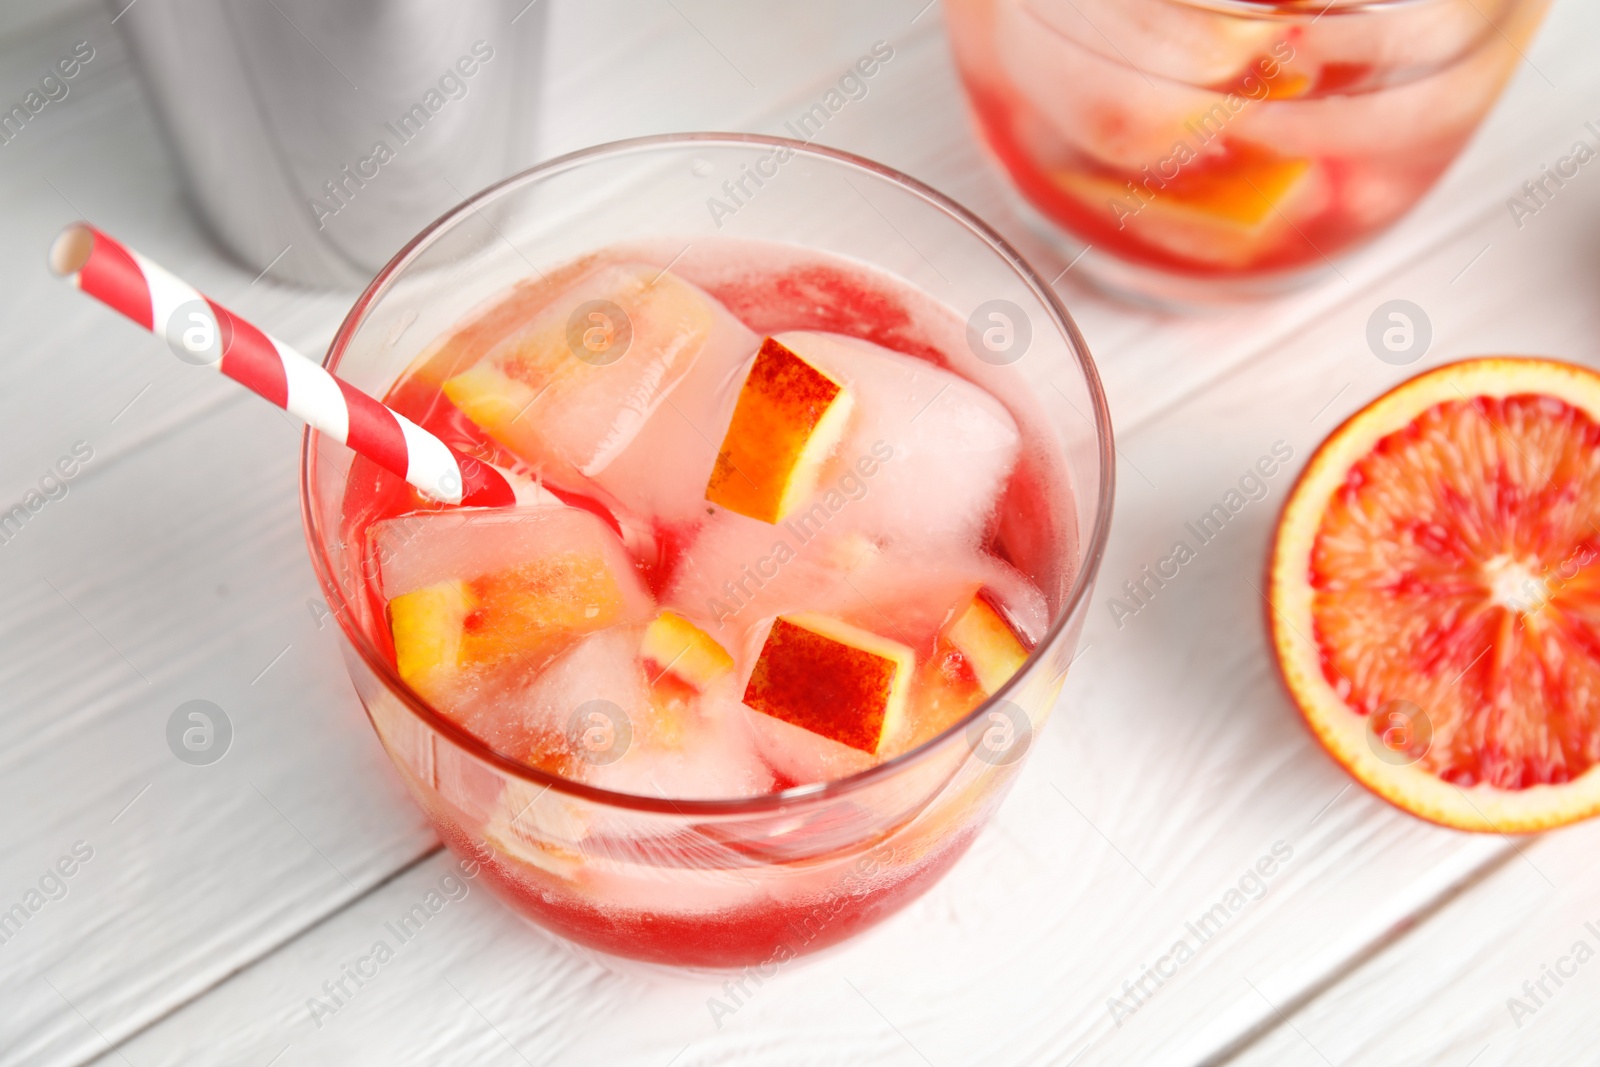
[[301, 131, 1116, 817], [1157, 0, 1466, 15]]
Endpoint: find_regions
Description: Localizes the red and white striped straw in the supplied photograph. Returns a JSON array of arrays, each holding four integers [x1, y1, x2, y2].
[[49, 223, 515, 509]]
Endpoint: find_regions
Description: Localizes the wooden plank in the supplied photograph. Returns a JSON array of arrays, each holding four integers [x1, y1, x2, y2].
[[93, 775, 1511, 1067], [99, 58, 1600, 1065], [0, 391, 439, 1067], [0, 3, 1036, 1064], [0, 0, 1595, 1064], [1226, 821, 1600, 1067]]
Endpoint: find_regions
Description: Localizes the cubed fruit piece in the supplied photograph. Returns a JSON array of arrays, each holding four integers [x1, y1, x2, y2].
[[1053, 146, 1322, 269], [894, 642, 988, 754], [743, 613, 914, 755], [389, 555, 633, 703], [641, 611, 734, 691], [946, 592, 1031, 695], [374, 507, 652, 704], [442, 262, 715, 475], [884, 591, 1033, 756], [389, 580, 472, 702], [768, 331, 1020, 548], [706, 336, 853, 524]]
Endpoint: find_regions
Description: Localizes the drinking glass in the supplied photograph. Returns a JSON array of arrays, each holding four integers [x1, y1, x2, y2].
[[945, 0, 1550, 302], [302, 134, 1114, 967]]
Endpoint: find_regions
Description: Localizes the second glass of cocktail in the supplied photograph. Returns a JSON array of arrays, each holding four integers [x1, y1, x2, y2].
[[946, 0, 1549, 302], [303, 135, 1112, 968]]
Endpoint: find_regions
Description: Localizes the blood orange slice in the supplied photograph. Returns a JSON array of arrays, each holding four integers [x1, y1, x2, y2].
[[1270, 358, 1600, 832]]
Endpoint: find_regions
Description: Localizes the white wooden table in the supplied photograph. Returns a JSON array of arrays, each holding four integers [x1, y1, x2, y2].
[[3, 1, 1599, 1064]]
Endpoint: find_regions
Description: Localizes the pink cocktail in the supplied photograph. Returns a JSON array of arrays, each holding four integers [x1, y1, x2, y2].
[[303, 136, 1112, 967], [946, 0, 1548, 298]]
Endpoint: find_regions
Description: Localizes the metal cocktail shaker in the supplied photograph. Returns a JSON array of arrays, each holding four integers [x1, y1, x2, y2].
[[112, 0, 548, 288]]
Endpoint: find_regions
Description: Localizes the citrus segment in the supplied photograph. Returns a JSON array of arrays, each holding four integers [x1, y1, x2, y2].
[[1270, 358, 1600, 832]]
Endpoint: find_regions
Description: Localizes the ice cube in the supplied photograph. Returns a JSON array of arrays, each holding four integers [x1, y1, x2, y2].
[[661, 515, 867, 657], [373, 505, 651, 606], [1229, 28, 1520, 162], [1291, 0, 1514, 79], [587, 291, 761, 526], [520, 629, 774, 800], [997, 2, 1230, 173], [588, 691, 776, 800], [442, 262, 717, 476], [743, 700, 876, 787], [770, 330, 1020, 548], [423, 627, 648, 786], [373, 506, 654, 743], [1018, 0, 1282, 87], [666, 491, 1047, 682], [667, 511, 1045, 655]]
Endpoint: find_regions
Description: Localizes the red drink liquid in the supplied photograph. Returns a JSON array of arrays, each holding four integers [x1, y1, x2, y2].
[[330, 239, 1076, 967]]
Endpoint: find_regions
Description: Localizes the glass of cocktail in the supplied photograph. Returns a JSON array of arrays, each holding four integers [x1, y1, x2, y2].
[[945, 0, 1549, 302], [302, 134, 1112, 968]]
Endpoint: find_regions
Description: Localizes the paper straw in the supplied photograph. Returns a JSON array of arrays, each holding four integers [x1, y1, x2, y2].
[[49, 223, 515, 508]]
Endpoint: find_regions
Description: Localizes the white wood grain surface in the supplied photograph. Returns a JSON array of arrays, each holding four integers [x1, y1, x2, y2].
[[1227, 820, 1600, 1067], [0, 1, 1597, 1065]]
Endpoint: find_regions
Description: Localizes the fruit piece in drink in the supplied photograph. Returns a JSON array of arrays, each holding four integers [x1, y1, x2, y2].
[[705, 336, 854, 524], [901, 588, 1032, 750], [744, 613, 915, 755], [641, 610, 735, 691], [377, 506, 653, 706], [1052, 146, 1322, 269], [946, 590, 1031, 694]]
